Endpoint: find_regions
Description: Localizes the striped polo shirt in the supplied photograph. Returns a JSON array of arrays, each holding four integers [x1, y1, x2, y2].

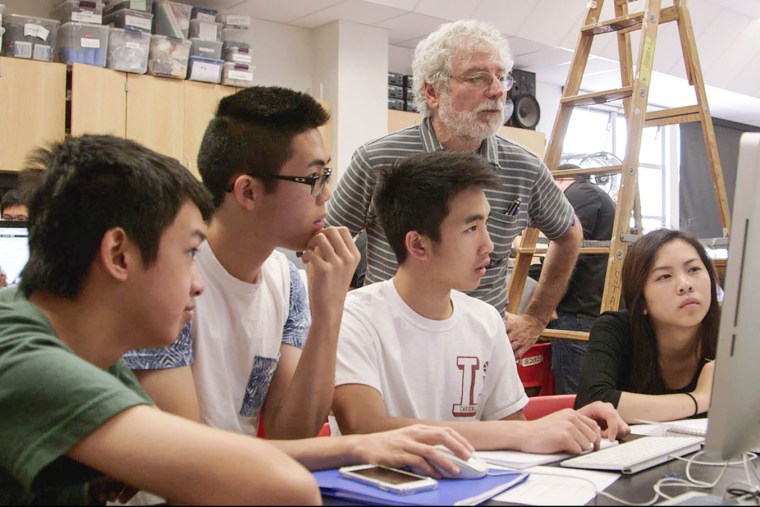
[[326, 117, 574, 312]]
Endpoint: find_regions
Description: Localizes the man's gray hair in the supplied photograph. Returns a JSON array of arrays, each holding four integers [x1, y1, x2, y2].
[[411, 19, 514, 117]]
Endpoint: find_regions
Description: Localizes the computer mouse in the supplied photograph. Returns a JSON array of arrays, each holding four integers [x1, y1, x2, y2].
[[432, 445, 489, 479]]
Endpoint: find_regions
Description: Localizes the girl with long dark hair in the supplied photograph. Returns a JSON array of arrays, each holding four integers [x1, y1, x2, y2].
[[575, 229, 719, 423]]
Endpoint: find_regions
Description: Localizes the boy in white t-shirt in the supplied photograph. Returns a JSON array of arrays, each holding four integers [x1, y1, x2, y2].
[[122, 86, 472, 477], [333, 151, 630, 453]]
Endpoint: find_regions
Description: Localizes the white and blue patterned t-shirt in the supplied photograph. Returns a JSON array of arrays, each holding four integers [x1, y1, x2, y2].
[[123, 242, 309, 435]]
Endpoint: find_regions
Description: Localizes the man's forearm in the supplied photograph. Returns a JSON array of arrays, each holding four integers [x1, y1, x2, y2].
[[524, 219, 582, 325]]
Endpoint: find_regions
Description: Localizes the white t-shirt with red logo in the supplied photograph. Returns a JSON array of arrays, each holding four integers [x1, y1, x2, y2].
[[334, 279, 528, 427]]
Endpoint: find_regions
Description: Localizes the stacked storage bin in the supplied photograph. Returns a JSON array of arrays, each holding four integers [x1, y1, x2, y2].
[[1, 14, 60, 61], [103, 0, 152, 73], [148, 1, 190, 79], [218, 13, 253, 87], [186, 6, 222, 84], [54, 1, 108, 67]]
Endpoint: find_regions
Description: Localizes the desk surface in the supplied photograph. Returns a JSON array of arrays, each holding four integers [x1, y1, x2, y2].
[[323, 450, 756, 506]]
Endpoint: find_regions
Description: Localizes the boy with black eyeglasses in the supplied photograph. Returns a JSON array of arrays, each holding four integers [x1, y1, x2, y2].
[[122, 87, 473, 477]]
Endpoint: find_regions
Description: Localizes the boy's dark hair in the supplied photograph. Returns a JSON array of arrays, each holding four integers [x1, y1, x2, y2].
[[373, 151, 498, 264], [20, 135, 213, 299], [1, 189, 26, 214], [198, 86, 330, 208]]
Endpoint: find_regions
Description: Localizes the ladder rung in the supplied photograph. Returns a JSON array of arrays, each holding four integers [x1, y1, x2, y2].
[[552, 165, 622, 179], [644, 105, 701, 127], [561, 87, 632, 107], [581, 6, 678, 35], [540, 330, 590, 341], [519, 246, 610, 255]]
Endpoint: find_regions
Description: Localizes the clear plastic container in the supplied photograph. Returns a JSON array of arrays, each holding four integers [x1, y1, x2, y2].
[[153, 1, 191, 40], [217, 13, 250, 30], [148, 34, 190, 79], [57, 21, 109, 66], [222, 45, 251, 64], [190, 38, 222, 60], [1, 14, 60, 61], [188, 19, 221, 41], [103, 8, 152, 33], [186, 55, 222, 83], [221, 61, 254, 88], [0, 4, 6, 26], [221, 27, 248, 44], [107, 26, 149, 73], [104, 0, 153, 13], [190, 6, 216, 22], [51, 0, 104, 25]]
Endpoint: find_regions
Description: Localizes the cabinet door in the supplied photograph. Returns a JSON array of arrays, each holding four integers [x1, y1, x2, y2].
[[70, 64, 127, 137], [125, 73, 185, 162], [0, 57, 66, 172], [183, 81, 237, 178]]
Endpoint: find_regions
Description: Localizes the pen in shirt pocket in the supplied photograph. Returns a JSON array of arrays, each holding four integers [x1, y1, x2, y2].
[[505, 198, 521, 216]]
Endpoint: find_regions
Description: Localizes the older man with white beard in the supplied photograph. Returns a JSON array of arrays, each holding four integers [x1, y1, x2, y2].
[[326, 19, 582, 359]]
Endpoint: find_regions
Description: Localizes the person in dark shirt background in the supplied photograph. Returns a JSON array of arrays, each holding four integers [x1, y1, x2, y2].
[[546, 165, 616, 394]]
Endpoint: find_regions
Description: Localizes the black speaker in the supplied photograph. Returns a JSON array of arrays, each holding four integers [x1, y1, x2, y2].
[[505, 69, 540, 130]]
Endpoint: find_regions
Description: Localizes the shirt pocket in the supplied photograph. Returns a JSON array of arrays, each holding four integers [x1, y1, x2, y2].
[[240, 354, 279, 418]]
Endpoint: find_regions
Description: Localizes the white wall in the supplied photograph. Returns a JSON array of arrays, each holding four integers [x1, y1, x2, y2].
[[314, 20, 388, 177]]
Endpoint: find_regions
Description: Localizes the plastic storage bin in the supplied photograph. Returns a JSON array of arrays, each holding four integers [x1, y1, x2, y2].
[[1, 14, 60, 61], [148, 34, 190, 79], [189, 19, 221, 41], [186, 55, 222, 83], [104, 0, 153, 13], [107, 27, 149, 73], [222, 45, 251, 64], [221, 62, 254, 88], [51, 0, 104, 25], [153, 1, 191, 40], [103, 8, 152, 33], [191, 6, 217, 22], [218, 13, 250, 30], [190, 38, 222, 60], [221, 28, 248, 45], [57, 21, 109, 66]]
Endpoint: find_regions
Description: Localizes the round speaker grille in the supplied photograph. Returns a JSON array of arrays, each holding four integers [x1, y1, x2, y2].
[[513, 95, 541, 129]]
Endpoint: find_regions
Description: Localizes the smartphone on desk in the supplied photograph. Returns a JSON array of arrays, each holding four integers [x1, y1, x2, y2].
[[338, 464, 438, 495]]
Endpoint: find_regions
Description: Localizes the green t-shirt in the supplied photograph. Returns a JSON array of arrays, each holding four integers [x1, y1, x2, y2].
[[0, 288, 153, 505]]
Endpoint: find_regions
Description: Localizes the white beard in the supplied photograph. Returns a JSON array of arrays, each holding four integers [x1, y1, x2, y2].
[[438, 92, 505, 141]]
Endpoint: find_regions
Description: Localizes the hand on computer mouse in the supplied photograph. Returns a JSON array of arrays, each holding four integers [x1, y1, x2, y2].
[[431, 445, 489, 479]]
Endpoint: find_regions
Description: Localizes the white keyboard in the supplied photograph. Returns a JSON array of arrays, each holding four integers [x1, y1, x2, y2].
[[560, 436, 704, 474]]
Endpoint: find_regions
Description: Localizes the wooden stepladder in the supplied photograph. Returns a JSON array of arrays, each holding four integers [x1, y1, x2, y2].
[[507, 0, 731, 341]]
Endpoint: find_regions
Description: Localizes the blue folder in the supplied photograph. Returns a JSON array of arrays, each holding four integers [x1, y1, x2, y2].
[[313, 468, 528, 506]]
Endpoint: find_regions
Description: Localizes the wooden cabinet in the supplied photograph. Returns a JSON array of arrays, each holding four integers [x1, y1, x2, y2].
[[69, 65, 238, 178], [0, 57, 66, 172], [388, 109, 547, 159], [2, 60, 331, 178], [70, 63, 126, 138]]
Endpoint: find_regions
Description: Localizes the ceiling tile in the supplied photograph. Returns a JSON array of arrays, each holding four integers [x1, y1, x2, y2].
[[376, 11, 449, 44], [414, 0, 481, 21], [470, 0, 542, 36], [516, 0, 588, 47], [704, 21, 760, 91], [290, 0, 408, 28], [220, 0, 344, 23]]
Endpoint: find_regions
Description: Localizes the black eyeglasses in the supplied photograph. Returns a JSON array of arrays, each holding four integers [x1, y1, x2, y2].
[[226, 168, 332, 197]]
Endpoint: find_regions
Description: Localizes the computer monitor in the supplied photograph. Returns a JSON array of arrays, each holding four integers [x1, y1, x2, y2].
[[0, 221, 29, 286], [704, 132, 760, 460]]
